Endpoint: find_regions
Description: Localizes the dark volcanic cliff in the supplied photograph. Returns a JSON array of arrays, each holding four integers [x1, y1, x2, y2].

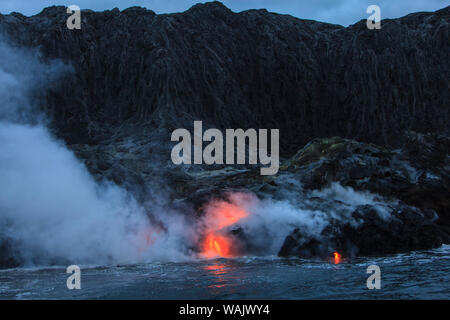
[[0, 3, 449, 267], [0, 2, 448, 154]]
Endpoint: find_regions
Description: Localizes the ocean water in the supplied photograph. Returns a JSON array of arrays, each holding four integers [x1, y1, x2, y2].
[[0, 245, 449, 300]]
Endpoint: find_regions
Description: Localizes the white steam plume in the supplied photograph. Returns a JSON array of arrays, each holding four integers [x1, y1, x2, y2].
[[0, 39, 192, 266]]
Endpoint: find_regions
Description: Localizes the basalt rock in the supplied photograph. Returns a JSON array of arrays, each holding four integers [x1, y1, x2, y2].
[[277, 132, 450, 257], [0, 2, 448, 156], [281, 134, 449, 224], [278, 203, 444, 258]]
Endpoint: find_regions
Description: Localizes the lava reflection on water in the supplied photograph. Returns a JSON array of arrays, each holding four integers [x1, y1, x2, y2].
[[204, 263, 227, 289]]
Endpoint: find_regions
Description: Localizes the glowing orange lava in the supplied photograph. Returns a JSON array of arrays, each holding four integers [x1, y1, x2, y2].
[[203, 233, 233, 258], [200, 199, 250, 259], [333, 251, 341, 264]]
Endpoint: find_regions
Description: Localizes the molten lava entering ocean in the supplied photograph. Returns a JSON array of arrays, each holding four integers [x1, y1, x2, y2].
[[200, 198, 250, 259]]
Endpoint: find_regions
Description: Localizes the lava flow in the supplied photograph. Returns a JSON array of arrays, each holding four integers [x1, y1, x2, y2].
[[203, 233, 233, 258], [333, 251, 342, 264], [200, 198, 250, 259]]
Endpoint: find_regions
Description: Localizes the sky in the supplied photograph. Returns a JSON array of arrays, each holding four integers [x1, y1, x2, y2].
[[0, 0, 447, 26]]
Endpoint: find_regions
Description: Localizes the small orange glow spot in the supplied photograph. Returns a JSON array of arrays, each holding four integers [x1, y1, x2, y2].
[[333, 251, 341, 264]]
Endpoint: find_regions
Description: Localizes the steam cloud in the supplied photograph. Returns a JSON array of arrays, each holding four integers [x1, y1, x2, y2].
[[0, 39, 194, 266]]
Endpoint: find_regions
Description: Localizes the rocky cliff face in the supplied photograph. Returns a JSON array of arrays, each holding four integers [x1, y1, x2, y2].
[[0, 2, 449, 266], [0, 2, 448, 154]]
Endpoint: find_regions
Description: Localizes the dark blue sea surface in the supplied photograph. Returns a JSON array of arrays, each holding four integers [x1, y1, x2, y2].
[[0, 245, 449, 299]]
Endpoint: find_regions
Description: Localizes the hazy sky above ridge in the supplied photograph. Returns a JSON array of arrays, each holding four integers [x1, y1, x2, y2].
[[0, 0, 447, 26]]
